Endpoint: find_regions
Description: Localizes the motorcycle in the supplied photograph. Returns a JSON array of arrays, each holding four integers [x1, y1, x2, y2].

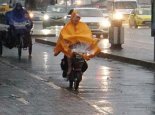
[[69, 52, 87, 90], [61, 43, 89, 90], [0, 20, 32, 60]]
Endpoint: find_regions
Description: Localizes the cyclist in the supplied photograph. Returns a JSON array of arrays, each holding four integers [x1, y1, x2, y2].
[[54, 11, 100, 78], [5, 2, 33, 49]]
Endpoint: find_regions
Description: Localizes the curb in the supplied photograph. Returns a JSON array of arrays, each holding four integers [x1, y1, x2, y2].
[[35, 38, 56, 46], [35, 38, 155, 69], [97, 53, 155, 69], [32, 34, 56, 37]]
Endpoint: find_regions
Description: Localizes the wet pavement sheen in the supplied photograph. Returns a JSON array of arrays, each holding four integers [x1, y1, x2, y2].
[[0, 42, 155, 115]]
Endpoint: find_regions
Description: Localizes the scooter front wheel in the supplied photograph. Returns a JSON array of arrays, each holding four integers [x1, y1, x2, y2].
[[18, 36, 23, 60], [28, 44, 32, 56], [74, 73, 82, 90], [69, 80, 73, 89], [74, 80, 79, 90]]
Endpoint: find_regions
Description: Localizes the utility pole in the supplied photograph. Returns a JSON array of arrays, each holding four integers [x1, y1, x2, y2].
[[71, 0, 74, 5], [65, 0, 68, 10], [151, 0, 155, 61], [49, 0, 55, 5]]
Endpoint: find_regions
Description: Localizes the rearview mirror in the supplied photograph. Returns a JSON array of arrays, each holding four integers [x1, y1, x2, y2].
[[67, 15, 71, 18], [41, 11, 45, 14]]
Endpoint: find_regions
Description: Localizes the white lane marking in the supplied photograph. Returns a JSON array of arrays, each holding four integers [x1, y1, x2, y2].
[[92, 105, 110, 115], [29, 73, 44, 81], [15, 87, 29, 95], [28, 73, 61, 90], [46, 82, 60, 90], [17, 97, 29, 105], [79, 97, 111, 115]]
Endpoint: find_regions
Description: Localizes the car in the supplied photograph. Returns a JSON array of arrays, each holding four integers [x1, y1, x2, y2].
[[29, 8, 44, 21], [138, 4, 151, 9], [129, 8, 151, 28], [42, 5, 69, 28], [65, 7, 111, 38], [99, 8, 109, 18]]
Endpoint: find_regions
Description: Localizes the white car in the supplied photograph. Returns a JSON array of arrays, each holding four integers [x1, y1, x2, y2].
[[99, 8, 109, 18], [29, 9, 44, 21], [42, 5, 69, 28], [64, 8, 111, 38]]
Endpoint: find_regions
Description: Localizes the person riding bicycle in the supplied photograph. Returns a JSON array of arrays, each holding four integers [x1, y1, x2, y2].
[[5, 2, 33, 48], [54, 11, 101, 78]]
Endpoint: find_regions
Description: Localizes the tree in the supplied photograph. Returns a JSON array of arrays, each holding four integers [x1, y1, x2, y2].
[[25, 0, 36, 10], [25, 0, 57, 10]]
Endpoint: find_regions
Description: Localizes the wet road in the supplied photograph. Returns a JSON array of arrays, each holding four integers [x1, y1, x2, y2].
[[0, 41, 155, 115]]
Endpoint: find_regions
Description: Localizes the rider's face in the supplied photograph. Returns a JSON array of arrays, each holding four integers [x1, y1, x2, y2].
[[72, 15, 80, 25], [17, 6, 21, 10]]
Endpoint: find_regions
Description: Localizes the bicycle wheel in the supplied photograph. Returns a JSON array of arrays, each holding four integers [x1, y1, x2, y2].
[[69, 80, 73, 89], [69, 75, 74, 89], [74, 80, 79, 91], [74, 72, 82, 90], [28, 38, 32, 57], [18, 36, 23, 60]]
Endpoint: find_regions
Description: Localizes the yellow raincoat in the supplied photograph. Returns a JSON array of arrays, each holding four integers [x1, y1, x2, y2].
[[54, 12, 101, 60]]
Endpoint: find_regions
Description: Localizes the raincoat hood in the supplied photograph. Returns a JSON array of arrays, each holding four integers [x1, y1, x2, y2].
[[5, 2, 33, 30], [14, 2, 23, 11], [11, 2, 25, 20]]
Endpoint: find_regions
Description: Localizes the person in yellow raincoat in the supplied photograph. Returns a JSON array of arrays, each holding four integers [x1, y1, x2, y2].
[[54, 10, 101, 78]]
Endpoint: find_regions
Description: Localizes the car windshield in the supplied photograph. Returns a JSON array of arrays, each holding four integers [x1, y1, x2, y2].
[[138, 9, 151, 15], [100, 9, 108, 13], [76, 9, 103, 17], [46, 6, 67, 13], [35, 7, 45, 11], [115, 1, 137, 9]]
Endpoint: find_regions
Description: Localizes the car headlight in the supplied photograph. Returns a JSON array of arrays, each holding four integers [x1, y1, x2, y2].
[[64, 16, 67, 19], [43, 14, 49, 20], [113, 12, 123, 20], [29, 12, 34, 18], [100, 19, 111, 28]]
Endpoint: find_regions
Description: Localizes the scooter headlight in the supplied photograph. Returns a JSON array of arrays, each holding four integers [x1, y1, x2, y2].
[[43, 14, 49, 20], [29, 12, 34, 18]]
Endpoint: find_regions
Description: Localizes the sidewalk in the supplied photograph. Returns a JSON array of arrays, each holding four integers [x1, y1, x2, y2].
[[34, 37, 155, 69]]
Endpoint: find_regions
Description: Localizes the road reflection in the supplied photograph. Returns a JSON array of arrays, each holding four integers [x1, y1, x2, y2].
[[96, 66, 111, 92], [43, 52, 48, 70], [93, 65, 113, 114], [55, 26, 63, 36], [41, 29, 52, 35], [98, 39, 110, 52], [43, 26, 63, 36]]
